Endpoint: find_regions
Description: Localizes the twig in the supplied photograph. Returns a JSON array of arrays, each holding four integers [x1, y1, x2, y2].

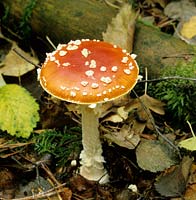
[[1, 183, 67, 200], [41, 163, 64, 200], [13, 48, 41, 68], [138, 76, 196, 83], [132, 89, 182, 158], [46, 36, 56, 49], [104, 0, 121, 9], [144, 67, 148, 95], [187, 120, 195, 137], [41, 163, 61, 185]]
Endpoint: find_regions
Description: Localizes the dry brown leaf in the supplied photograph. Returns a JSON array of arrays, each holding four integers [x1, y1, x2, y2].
[[104, 124, 140, 149], [0, 168, 15, 199], [0, 42, 38, 76], [70, 175, 112, 199], [155, 156, 192, 197], [103, 106, 128, 123], [128, 115, 146, 135], [144, 0, 168, 8], [188, 164, 196, 184], [102, 3, 137, 52], [124, 94, 165, 134], [126, 94, 165, 115], [54, 187, 72, 200], [117, 106, 129, 120], [140, 94, 165, 115], [172, 163, 196, 200], [104, 113, 124, 123], [183, 184, 196, 200]]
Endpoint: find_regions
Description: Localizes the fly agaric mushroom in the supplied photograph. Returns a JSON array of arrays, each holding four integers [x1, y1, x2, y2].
[[40, 39, 139, 183]]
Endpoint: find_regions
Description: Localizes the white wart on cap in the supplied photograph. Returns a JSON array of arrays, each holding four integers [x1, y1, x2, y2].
[[40, 39, 139, 104]]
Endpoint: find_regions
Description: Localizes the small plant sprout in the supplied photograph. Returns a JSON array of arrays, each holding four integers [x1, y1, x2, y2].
[[39, 39, 139, 183], [179, 121, 196, 151]]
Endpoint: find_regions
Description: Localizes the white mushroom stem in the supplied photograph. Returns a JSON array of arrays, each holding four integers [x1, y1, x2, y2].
[[79, 105, 109, 184]]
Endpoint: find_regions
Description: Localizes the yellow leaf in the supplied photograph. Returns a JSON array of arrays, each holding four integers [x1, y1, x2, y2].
[[179, 137, 196, 151], [0, 74, 6, 87], [0, 84, 39, 138], [180, 16, 196, 39]]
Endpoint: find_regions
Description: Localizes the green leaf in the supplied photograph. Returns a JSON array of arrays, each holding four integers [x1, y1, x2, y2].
[[0, 84, 39, 138]]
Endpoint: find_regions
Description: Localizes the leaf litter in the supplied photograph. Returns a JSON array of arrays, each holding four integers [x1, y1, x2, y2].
[[0, 35, 38, 77], [136, 138, 179, 173], [164, 0, 196, 45], [155, 156, 193, 197]]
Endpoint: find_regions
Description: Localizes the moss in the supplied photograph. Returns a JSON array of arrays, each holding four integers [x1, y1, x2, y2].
[[34, 127, 82, 167], [148, 58, 196, 126]]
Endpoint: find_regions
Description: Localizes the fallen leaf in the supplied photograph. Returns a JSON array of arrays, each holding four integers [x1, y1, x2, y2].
[[70, 175, 112, 199], [188, 164, 196, 184], [57, 187, 72, 200], [124, 94, 165, 134], [155, 156, 192, 197], [178, 136, 196, 151], [155, 165, 186, 197], [104, 113, 124, 123], [144, 0, 168, 8], [180, 16, 196, 39], [183, 163, 196, 200], [0, 168, 15, 199], [164, 0, 196, 44], [117, 106, 129, 120], [0, 42, 38, 76], [126, 94, 165, 117], [102, 106, 129, 123], [0, 84, 40, 138], [183, 184, 196, 200], [164, 0, 196, 20], [136, 139, 179, 172], [172, 163, 196, 200], [0, 74, 6, 87], [15, 176, 72, 199], [104, 124, 140, 149], [103, 3, 137, 52]]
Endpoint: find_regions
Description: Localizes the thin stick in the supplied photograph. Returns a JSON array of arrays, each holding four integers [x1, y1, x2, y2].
[[132, 89, 181, 158], [1, 183, 67, 200], [144, 67, 148, 95], [13, 48, 41, 68], [46, 36, 56, 49], [187, 120, 195, 137], [138, 76, 196, 83]]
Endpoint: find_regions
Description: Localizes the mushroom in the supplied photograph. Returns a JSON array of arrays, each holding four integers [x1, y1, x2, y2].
[[40, 39, 139, 183]]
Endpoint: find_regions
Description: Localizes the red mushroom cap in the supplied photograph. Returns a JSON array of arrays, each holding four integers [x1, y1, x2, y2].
[[40, 39, 139, 104]]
